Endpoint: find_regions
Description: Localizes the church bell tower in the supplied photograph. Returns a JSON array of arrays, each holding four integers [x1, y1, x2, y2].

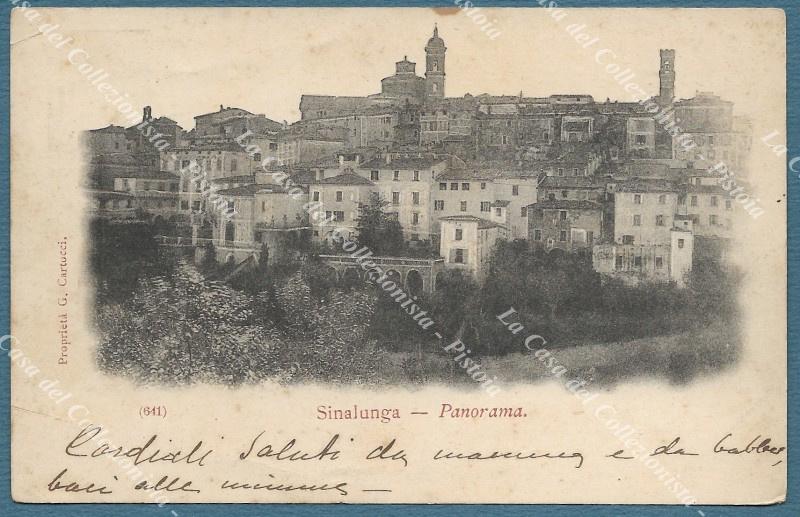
[[425, 25, 446, 99]]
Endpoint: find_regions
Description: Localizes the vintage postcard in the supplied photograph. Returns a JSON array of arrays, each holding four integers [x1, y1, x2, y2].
[[9, 6, 787, 507]]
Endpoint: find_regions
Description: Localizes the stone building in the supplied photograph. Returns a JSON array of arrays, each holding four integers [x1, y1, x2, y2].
[[527, 199, 604, 251], [439, 215, 508, 281]]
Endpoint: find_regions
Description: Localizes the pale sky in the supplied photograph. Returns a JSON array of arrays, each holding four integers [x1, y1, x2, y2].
[[12, 7, 785, 131]]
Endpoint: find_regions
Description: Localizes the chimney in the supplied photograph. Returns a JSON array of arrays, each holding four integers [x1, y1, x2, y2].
[[219, 104, 224, 111], [143, 106, 152, 122]]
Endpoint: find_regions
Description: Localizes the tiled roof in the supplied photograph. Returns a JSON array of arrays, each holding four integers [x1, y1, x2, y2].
[[217, 183, 305, 197], [685, 184, 727, 194], [539, 176, 605, 189], [317, 173, 374, 186], [527, 200, 602, 210], [616, 178, 680, 193], [88, 124, 125, 133], [194, 106, 255, 119], [360, 156, 447, 170], [439, 215, 506, 230], [210, 175, 255, 184]]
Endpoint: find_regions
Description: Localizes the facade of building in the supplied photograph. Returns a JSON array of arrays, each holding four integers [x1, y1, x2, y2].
[[439, 215, 508, 281], [528, 200, 603, 251], [308, 172, 375, 242]]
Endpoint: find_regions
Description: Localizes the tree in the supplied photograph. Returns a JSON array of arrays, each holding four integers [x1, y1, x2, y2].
[[355, 193, 405, 256]]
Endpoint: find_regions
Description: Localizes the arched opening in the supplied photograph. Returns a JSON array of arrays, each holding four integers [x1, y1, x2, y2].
[[384, 270, 402, 288], [434, 272, 446, 292], [406, 270, 423, 295], [225, 253, 235, 265], [224, 221, 235, 244], [326, 266, 339, 284]]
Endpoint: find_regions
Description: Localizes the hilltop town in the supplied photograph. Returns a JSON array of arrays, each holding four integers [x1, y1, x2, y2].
[[86, 27, 750, 293]]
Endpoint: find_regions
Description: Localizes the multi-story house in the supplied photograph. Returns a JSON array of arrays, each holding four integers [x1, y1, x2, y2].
[[613, 178, 681, 246], [212, 182, 309, 264], [527, 200, 603, 251], [355, 154, 450, 242], [308, 172, 375, 243], [439, 215, 508, 281], [192, 106, 282, 142], [111, 170, 180, 218], [161, 143, 260, 215], [432, 168, 538, 240]]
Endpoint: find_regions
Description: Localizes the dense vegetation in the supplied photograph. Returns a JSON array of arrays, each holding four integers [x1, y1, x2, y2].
[[91, 216, 740, 386]]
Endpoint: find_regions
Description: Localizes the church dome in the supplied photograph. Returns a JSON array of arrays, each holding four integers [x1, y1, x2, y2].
[[426, 25, 445, 48]]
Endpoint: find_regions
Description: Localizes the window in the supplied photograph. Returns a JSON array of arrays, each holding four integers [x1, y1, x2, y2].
[[678, 239, 685, 249], [573, 168, 579, 176], [254, 153, 261, 162], [710, 215, 718, 225], [481, 182, 487, 190], [454, 248, 464, 263], [634, 194, 642, 204], [268, 143, 277, 151], [623, 235, 634, 245], [216, 158, 222, 171], [501, 135, 509, 145], [412, 192, 420, 205], [451, 183, 459, 190], [413, 170, 420, 181], [725, 199, 732, 210], [691, 195, 698, 207], [559, 230, 568, 242], [460, 201, 467, 212], [336, 191, 343, 202], [655, 256, 664, 269], [559, 210, 567, 221], [462, 183, 470, 191], [434, 200, 444, 211], [180, 201, 189, 210], [534, 229, 542, 241], [455, 228, 463, 241], [230, 159, 238, 172], [557, 168, 564, 177], [562, 190, 569, 199], [634, 256, 642, 267], [708, 135, 715, 146], [480, 201, 491, 212], [193, 201, 202, 211], [495, 207, 502, 217], [181, 159, 191, 169], [512, 185, 519, 196], [334, 211, 345, 222], [312, 191, 320, 202], [587, 231, 594, 244], [392, 192, 400, 205], [635, 135, 647, 145], [710, 196, 718, 207], [412, 213, 420, 225], [521, 207, 528, 218], [656, 215, 664, 226], [393, 170, 400, 181], [371, 170, 380, 181], [633, 215, 641, 226], [615, 255, 624, 270], [439, 182, 447, 191], [325, 211, 332, 221], [658, 194, 666, 204]]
